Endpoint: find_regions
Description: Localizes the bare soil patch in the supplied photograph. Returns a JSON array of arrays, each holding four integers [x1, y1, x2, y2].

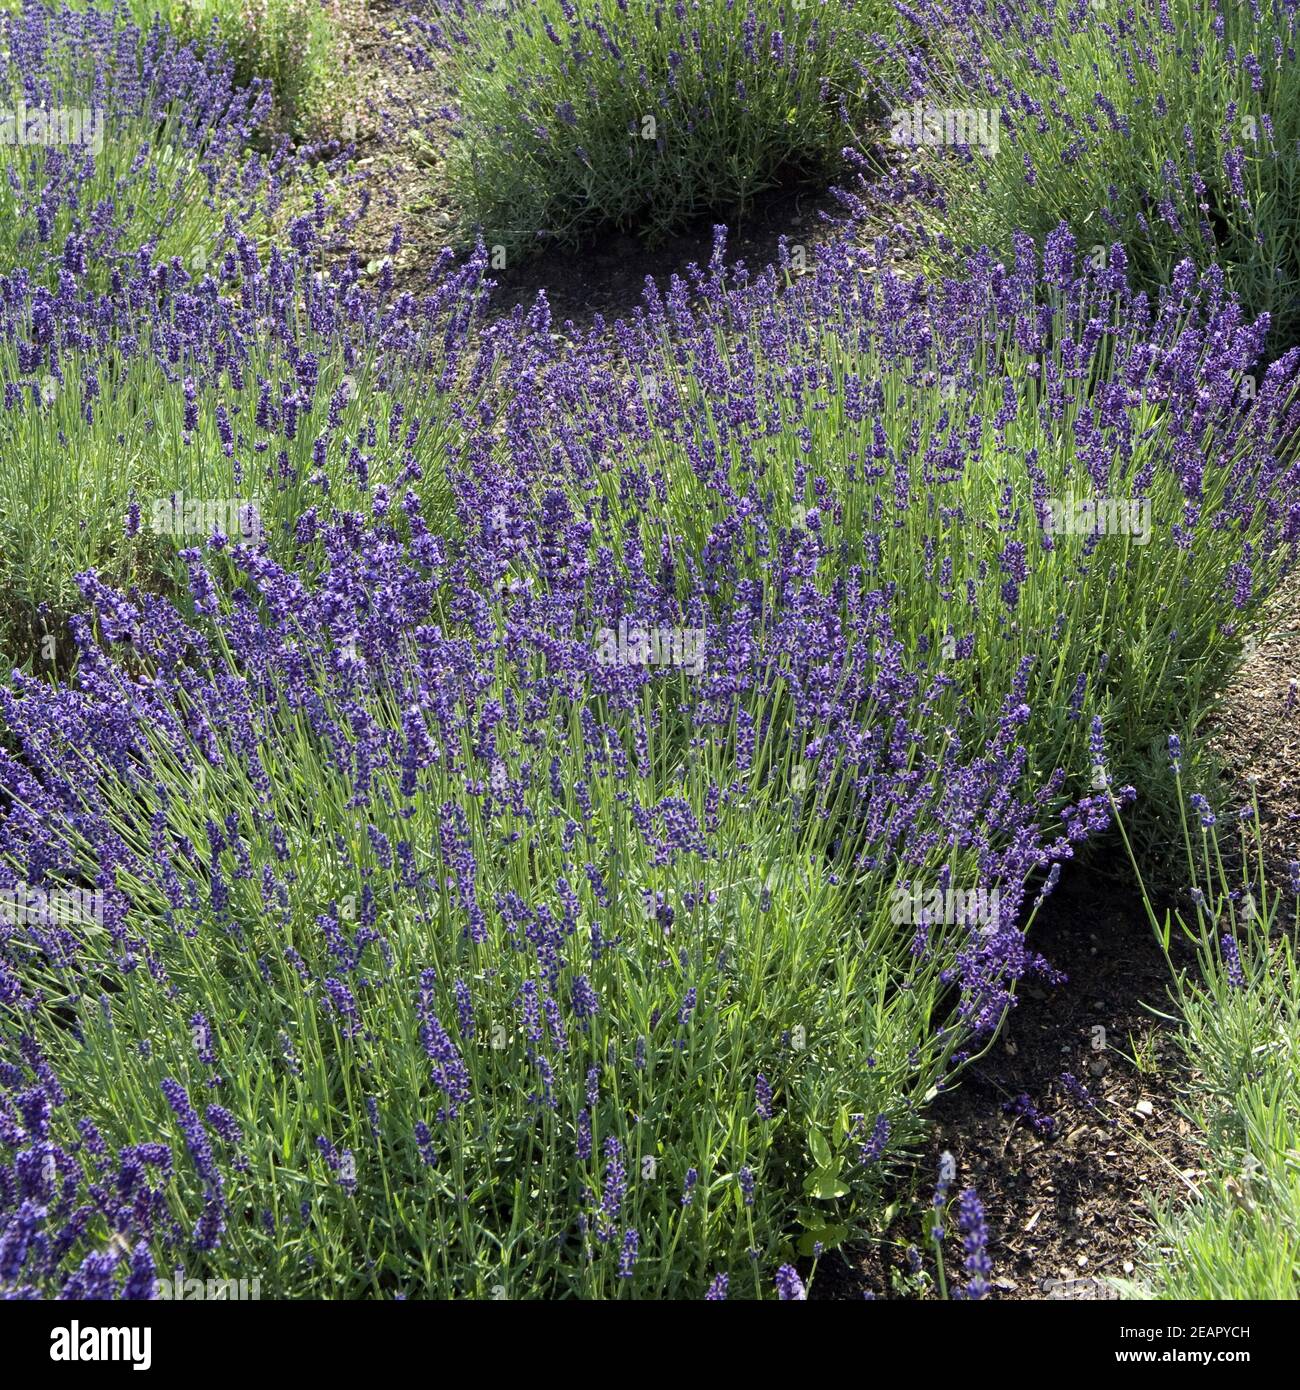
[[817, 868, 1201, 1300]]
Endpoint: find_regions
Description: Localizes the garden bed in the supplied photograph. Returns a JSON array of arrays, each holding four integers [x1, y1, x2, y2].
[[1, 0, 1297, 1309]]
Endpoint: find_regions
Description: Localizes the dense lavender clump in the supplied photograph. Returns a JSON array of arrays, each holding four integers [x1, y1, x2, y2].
[[415, 0, 897, 252], [876, 0, 1300, 351], [0, 454, 1074, 1293], [0, 189, 494, 648], [487, 220, 1300, 818], [0, 0, 295, 284]]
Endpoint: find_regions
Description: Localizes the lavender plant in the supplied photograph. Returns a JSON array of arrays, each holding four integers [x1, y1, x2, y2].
[[487, 224, 1300, 822], [417, 0, 896, 255], [0, 1, 294, 286], [1111, 776, 1300, 1299], [0, 494, 1079, 1297], [879, 0, 1300, 352], [140, 0, 360, 138], [0, 223, 494, 659]]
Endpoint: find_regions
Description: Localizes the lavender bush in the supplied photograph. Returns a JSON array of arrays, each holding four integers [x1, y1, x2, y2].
[[139, 0, 360, 137], [0, 493, 1083, 1296], [1110, 775, 1300, 1300], [0, 216, 493, 657], [487, 225, 1300, 817], [417, 0, 895, 255], [880, 0, 1300, 352], [0, 0, 294, 285]]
